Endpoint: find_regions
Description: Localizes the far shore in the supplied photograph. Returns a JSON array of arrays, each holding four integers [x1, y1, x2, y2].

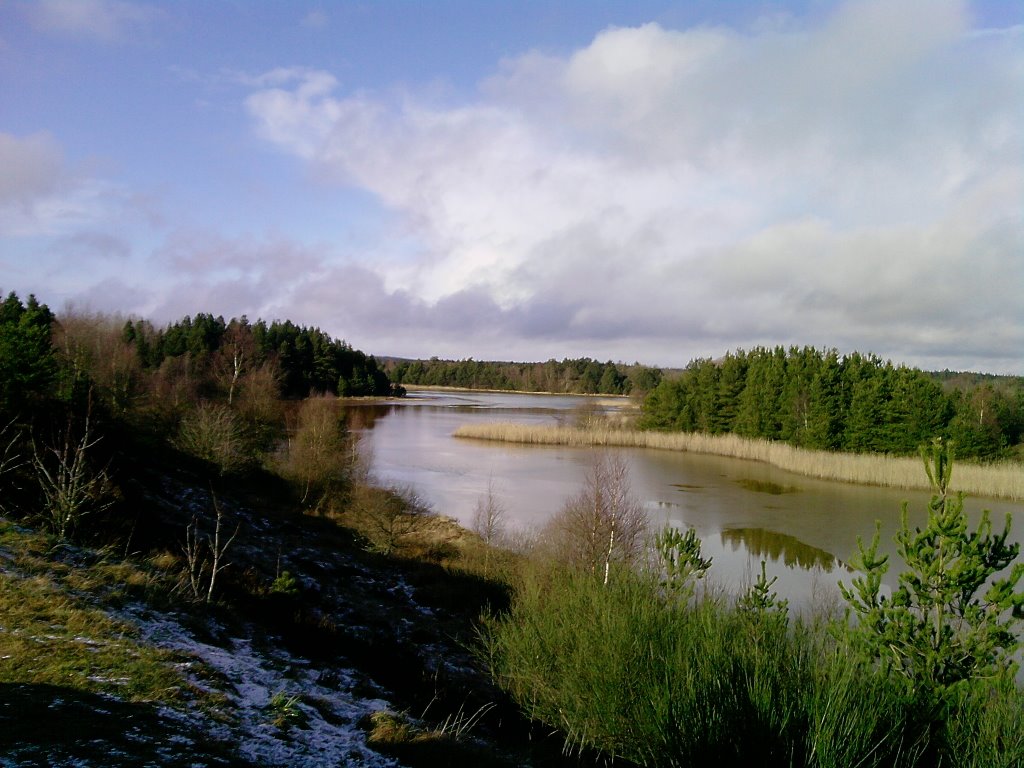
[[399, 383, 637, 402], [453, 422, 1024, 502]]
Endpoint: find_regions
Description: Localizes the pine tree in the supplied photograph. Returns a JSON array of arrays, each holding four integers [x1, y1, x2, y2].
[[0, 292, 57, 415], [842, 439, 1023, 712], [806, 349, 843, 449]]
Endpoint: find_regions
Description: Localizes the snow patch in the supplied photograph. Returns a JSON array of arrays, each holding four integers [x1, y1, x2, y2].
[[122, 606, 402, 767]]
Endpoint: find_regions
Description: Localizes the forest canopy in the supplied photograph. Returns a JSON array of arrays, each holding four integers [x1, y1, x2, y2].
[[637, 347, 1023, 460], [122, 313, 399, 400], [385, 356, 663, 396]]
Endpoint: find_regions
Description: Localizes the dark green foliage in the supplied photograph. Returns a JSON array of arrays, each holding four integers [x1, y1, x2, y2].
[[806, 350, 844, 450], [486, 555, 1023, 767], [636, 377, 689, 430], [639, 346, 1023, 460], [387, 356, 652, 395], [653, 525, 711, 601], [841, 441, 1023, 707], [0, 292, 57, 416], [123, 314, 398, 399], [946, 385, 1006, 458], [735, 346, 786, 439]]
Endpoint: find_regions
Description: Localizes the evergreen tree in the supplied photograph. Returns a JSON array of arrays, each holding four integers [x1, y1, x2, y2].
[[688, 358, 720, 433], [0, 292, 57, 415], [843, 357, 893, 452], [842, 440, 1023, 713], [715, 350, 747, 433], [888, 366, 951, 454], [734, 347, 785, 439], [947, 386, 1004, 458], [806, 349, 844, 449], [638, 378, 688, 431], [778, 346, 819, 445]]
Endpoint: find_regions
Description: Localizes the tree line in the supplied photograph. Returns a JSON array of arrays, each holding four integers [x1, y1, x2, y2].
[[0, 290, 407, 540], [121, 313, 400, 400], [385, 356, 663, 396], [638, 346, 1023, 460]]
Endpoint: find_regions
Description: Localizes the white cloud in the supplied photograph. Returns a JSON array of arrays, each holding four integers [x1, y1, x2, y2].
[[29, 0, 163, 43], [242, 0, 1021, 371]]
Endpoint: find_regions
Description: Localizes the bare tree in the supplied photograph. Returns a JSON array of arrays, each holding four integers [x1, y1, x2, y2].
[[0, 419, 24, 514], [55, 311, 141, 413], [472, 480, 507, 575], [31, 410, 114, 539], [177, 404, 248, 474], [236, 360, 282, 425], [544, 452, 648, 583], [181, 492, 239, 603], [215, 320, 256, 406], [151, 354, 199, 412], [205, 494, 239, 602], [472, 480, 506, 546]]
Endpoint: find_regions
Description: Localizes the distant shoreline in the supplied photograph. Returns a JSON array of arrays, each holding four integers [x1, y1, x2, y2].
[[453, 422, 1024, 502], [401, 383, 636, 402]]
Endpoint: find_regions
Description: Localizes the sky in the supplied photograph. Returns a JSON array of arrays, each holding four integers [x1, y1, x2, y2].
[[1, 0, 1022, 374]]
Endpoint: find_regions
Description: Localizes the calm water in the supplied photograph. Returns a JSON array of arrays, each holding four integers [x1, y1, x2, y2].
[[348, 389, 1023, 608]]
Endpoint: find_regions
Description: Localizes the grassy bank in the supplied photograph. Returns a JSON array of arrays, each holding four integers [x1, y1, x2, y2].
[[453, 423, 1024, 501]]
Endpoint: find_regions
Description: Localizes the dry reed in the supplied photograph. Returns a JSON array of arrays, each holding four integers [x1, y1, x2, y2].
[[453, 423, 1024, 501]]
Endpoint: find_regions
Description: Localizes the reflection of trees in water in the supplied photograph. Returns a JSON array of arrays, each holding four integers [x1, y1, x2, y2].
[[721, 527, 844, 572], [342, 404, 398, 431]]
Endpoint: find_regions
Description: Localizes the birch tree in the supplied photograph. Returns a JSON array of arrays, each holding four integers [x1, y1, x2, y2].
[[31, 410, 114, 539], [547, 452, 648, 583]]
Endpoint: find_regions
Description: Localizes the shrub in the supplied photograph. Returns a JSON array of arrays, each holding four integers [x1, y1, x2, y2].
[[484, 567, 828, 766], [177, 404, 249, 474], [274, 395, 350, 513], [352, 484, 433, 555]]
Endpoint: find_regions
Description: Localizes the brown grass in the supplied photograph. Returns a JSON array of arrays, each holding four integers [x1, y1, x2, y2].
[[453, 423, 1024, 501]]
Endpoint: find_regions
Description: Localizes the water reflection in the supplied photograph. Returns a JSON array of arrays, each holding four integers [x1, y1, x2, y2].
[[351, 389, 1023, 609], [735, 478, 799, 495], [720, 527, 850, 573]]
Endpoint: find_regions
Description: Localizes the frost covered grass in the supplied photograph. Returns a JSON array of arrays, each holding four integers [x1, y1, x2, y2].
[[453, 423, 1024, 500], [0, 521, 186, 704], [125, 609, 400, 768]]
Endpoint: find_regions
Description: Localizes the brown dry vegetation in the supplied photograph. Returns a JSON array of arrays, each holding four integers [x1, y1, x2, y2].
[[453, 423, 1024, 501]]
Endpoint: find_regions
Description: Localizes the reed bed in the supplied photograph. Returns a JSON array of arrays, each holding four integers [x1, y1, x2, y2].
[[453, 423, 1024, 501]]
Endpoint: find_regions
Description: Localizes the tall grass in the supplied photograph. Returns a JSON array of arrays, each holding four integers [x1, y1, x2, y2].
[[454, 423, 1024, 501], [482, 565, 1024, 767]]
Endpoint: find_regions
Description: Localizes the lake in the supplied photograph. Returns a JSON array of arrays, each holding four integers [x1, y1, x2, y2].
[[348, 389, 1024, 609]]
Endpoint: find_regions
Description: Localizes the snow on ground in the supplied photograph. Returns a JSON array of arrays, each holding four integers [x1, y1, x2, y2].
[[123, 605, 402, 768]]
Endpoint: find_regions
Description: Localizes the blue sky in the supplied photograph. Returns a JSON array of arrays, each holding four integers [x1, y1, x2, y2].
[[1, 0, 1021, 373]]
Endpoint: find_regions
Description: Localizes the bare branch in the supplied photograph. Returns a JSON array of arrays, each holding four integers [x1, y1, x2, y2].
[[31, 409, 114, 539]]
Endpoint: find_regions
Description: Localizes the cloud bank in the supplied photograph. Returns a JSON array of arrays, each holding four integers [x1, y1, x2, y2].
[[6, 1, 1019, 374], [239, 0, 1022, 371]]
